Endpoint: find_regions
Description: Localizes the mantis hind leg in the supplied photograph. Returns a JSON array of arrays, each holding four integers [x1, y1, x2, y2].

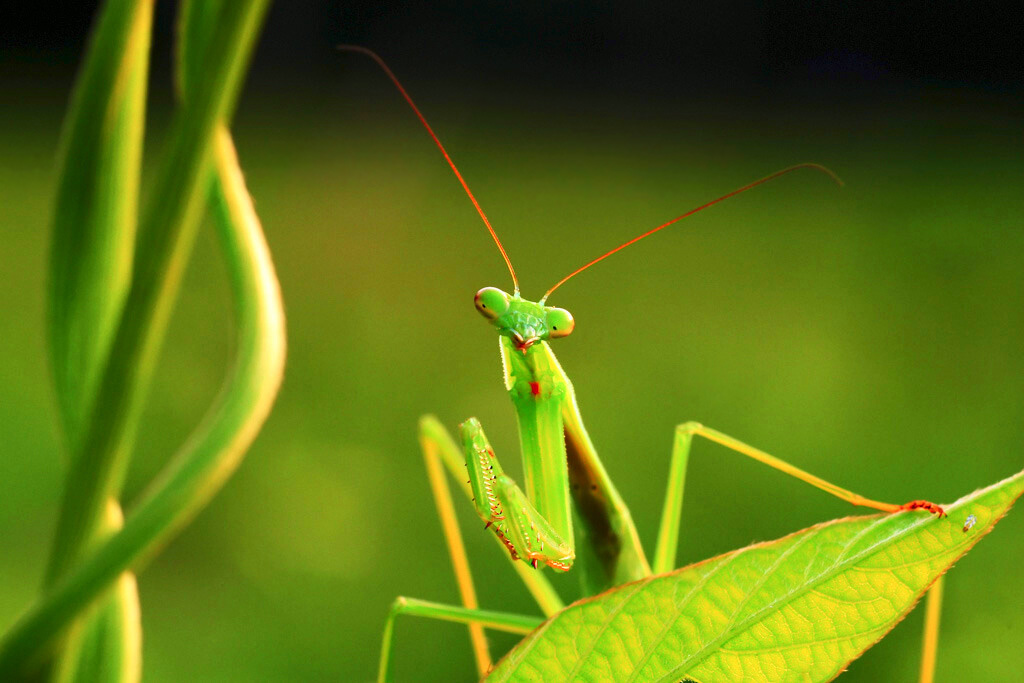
[[652, 421, 946, 573], [650, 421, 949, 681], [419, 416, 492, 676], [918, 575, 945, 683], [377, 596, 541, 683]]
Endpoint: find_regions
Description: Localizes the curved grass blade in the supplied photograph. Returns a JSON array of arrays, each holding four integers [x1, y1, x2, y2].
[[51, 503, 142, 683], [0, 124, 285, 678], [44, 0, 269, 592], [47, 0, 155, 679], [487, 468, 1024, 682], [49, 0, 152, 446], [1, 3, 278, 670]]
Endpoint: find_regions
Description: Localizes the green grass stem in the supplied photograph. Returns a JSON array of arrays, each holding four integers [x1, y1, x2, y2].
[[46, 0, 155, 679], [44, 0, 270, 590], [0, 124, 285, 678]]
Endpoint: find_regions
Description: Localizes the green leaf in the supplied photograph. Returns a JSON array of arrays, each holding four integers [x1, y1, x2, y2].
[[49, 0, 152, 444], [47, 0, 154, 679], [0, 2, 278, 678], [45, 0, 270, 590], [0, 126, 286, 680], [0, 129, 284, 683], [487, 468, 1024, 683]]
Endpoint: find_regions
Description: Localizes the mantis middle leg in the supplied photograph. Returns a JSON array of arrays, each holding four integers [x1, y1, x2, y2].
[[377, 597, 541, 683]]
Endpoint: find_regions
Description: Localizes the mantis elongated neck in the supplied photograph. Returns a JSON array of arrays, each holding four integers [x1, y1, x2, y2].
[[500, 337, 574, 550]]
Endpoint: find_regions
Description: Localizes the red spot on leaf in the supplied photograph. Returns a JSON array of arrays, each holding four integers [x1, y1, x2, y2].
[[530, 381, 541, 396]]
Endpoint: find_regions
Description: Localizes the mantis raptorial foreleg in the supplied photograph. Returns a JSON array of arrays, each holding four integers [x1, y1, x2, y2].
[[652, 421, 946, 573], [377, 597, 541, 683], [462, 419, 575, 571], [418, 416, 564, 616]]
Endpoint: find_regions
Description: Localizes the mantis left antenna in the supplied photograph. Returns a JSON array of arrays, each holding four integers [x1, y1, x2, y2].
[[339, 45, 520, 295]]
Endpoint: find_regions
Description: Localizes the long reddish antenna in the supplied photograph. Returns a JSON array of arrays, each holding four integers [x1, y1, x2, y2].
[[539, 163, 843, 303], [339, 45, 520, 294]]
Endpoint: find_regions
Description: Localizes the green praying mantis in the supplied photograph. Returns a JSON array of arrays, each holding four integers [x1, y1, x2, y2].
[[339, 48, 972, 683]]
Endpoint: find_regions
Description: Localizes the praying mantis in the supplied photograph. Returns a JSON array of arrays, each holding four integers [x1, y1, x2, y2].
[[339, 47, 961, 682]]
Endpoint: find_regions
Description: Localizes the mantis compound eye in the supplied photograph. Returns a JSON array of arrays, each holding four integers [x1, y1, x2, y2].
[[475, 287, 510, 320], [546, 307, 575, 338]]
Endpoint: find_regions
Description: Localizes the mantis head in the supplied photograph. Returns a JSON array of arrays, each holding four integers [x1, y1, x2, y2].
[[475, 287, 574, 351]]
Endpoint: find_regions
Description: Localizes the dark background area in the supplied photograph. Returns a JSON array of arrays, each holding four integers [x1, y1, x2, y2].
[[5, 1, 1024, 97], [2, 2, 1023, 681]]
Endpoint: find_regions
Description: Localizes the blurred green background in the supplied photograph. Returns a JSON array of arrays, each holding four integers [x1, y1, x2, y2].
[[2, 2, 1023, 681]]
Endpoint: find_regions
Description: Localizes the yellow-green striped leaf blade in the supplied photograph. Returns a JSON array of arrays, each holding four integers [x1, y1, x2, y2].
[[47, 0, 153, 679], [488, 468, 1024, 682]]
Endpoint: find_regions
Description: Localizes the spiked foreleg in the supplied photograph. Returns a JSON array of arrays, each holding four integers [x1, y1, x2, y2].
[[417, 416, 564, 616], [462, 418, 574, 571]]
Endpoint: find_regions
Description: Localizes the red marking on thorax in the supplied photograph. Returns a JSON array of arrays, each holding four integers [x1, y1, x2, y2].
[[529, 381, 541, 397]]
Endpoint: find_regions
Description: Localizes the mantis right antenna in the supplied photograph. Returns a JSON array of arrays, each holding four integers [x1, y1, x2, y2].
[[339, 45, 521, 296], [540, 163, 844, 304]]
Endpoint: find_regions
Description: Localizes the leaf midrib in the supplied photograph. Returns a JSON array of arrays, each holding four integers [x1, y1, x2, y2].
[[657, 505, 973, 682], [624, 544, 771, 683]]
